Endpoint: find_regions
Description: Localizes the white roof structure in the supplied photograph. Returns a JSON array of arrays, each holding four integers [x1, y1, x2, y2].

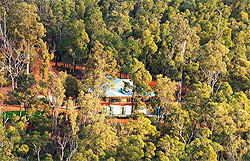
[[105, 78, 155, 97], [105, 78, 133, 97]]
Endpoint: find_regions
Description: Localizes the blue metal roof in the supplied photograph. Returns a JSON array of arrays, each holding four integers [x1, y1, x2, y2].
[[105, 78, 133, 97], [114, 78, 122, 85]]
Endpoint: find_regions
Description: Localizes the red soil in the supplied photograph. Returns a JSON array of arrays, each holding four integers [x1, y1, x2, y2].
[[1, 106, 25, 112], [1, 59, 154, 112], [115, 118, 138, 124], [0, 57, 59, 112]]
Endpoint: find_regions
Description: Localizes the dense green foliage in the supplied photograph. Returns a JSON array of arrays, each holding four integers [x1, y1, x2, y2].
[[1, 0, 250, 160]]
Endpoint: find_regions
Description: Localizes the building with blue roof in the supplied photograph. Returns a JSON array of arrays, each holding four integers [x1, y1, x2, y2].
[[102, 77, 155, 116]]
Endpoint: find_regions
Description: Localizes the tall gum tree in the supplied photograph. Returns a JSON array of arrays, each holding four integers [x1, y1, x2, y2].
[[7, 2, 46, 74], [85, 40, 119, 98], [153, 74, 177, 117], [129, 58, 152, 114], [199, 40, 229, 94], [167, 14, 199, 102]]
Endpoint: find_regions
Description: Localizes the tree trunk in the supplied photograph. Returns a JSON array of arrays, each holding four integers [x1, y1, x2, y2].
[[19, 105, 22, 117], [66, 140, 78, 161], [37, 150, 40, 161], [59, 30, 62, 71], [178, 80, 182, 102], [178, 67, 183, 102], [15, 81, 17, 89], [27, 52, 30, 75], [11, 76, 15, 91], [215, 83, 222, 94], [60, 147, 64, 161], [54, 106, 59, 137], [51, 105, 55, 136], [208, 74, 212, 87], [211, 73, 219, 95], [65, 106, 68, 120], [0, 81, 3, 94], [55, 114, 57, 137], [178, 40, 186, 103], [131, 87, 135, 116]]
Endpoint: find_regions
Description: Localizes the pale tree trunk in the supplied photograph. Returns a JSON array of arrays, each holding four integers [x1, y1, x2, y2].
[[44, 0, 48, 14], [27, 52, 30, 75], [15, 81, 17, 89], [0, 14, 26, 90], [131, 85, 136, 116], [60, 147, 64, 161], [54, 113, 57, 137], [215, 83, 222, 94], [51, 105, 55, 136], [11, 76, 14, 91], [72, 58, 76, 73], [19, 103, 24, 117], [211, 81, 215, 94], [65, 106, 68, 121], [59, 30, 62, 70], [131, 93, 134, 115], [66, 139, 78, 161], [208, 74, 212, 87], [178, 80, 182, 102], [32, 143, 41, 161], [178, 40, 186, 102], [37, 151, 40, 161], [207, 72, 219, 95], [19, 105, 22, 117], [211, 73, 219, 94], [58, 136, 69, 161], [26, 42, 30, 75]]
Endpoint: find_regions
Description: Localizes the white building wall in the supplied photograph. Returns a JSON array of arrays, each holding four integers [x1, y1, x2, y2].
[[124, 106, 132, 115], [105, 105, 133, 115], [112, 105, 122, 115]]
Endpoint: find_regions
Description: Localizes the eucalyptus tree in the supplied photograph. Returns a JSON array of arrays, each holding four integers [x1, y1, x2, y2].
[[167, 14, 199, 102], [8, 2, 46, 74], [129, 58, 152, 113]]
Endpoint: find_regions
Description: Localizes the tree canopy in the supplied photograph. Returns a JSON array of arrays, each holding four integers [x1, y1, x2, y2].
[[1, 0, 250, 160]]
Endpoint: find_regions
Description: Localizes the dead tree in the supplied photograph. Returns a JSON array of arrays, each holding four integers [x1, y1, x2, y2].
[[0, 39, 27, 90], [57, 134, 70, 161], [0, 15, 27, 90]]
